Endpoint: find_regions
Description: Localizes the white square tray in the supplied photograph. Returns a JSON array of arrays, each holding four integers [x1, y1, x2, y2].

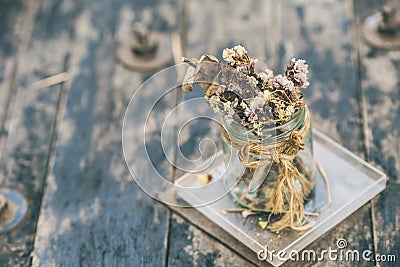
[[174, 129, 387, 266]]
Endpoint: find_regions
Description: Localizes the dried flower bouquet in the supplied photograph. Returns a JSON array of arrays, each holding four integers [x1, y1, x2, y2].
[[183, 45, 309, 133], [182, 45, 316, 231]]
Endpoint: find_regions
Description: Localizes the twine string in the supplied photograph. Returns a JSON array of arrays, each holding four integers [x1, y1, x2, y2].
[[221, 108, 314, 231]]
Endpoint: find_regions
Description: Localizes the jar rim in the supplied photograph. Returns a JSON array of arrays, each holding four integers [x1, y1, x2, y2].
[[221, 107, 308, 144]]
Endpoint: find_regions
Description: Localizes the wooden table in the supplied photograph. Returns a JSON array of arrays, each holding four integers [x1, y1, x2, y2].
[[0, 0, 399, 266]]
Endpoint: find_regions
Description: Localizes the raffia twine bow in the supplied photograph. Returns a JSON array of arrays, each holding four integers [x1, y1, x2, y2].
[[221, 107, 314, 231]]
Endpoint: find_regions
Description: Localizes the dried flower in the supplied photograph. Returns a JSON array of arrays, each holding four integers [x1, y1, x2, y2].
[[272, 74, 295, 92], [222, 48, 235, 64], [285, 105, 295, 117], [182, 45, 310, 133], [234, 45, 247, 57], [264, 69, 274, 79], [223, 101, 232, 112], [286, 58, 310, 89], [248, 76, 258, 87], [208, 95, 220, 113], [222, 45, 254, 73]]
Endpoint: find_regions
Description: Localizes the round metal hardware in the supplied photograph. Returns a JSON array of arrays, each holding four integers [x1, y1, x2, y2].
[[116, 24, 173, 72], [363, 5, 400, 50], [0, 188, 27, 233]]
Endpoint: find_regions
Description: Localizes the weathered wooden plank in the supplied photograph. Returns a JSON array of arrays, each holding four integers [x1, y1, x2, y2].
[[0, 0, 77, 265], [32, 0, 181, 265], [167, 0, 276, 266], [0, 0, 21, 156], [168, 0, 376, 266], [261, 1, 374, 266], [354, 0, 400, 265], [168, 214, 255, 267], [184, 1, 275, 61], [0, 0, 32, 163], [168, 205, 270, 267], [275, 0, 363, 153]]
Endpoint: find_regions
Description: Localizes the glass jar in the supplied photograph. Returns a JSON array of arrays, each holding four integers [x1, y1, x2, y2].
[[221, 107, 316, 213]]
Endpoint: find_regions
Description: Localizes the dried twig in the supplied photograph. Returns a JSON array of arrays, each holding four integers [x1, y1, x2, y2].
[[316, 160, 332, 205], [33, 72, 69, 90]]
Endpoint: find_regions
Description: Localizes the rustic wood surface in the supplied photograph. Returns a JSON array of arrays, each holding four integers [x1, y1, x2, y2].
[[0, 0, 74, 265], [0, 0, 398, 266], [355, 1, 400, 266]]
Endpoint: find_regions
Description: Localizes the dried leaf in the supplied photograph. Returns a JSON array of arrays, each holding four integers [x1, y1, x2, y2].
[[241, 209, 257, 219], [258, 221, 268, 230], [182, 66, 195, 92], [199, 54, 220, 63]]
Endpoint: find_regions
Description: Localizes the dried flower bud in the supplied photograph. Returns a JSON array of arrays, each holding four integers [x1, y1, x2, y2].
[[208, 95, 221, 113], [286, 58, 309, 89], [264, 69, 274, 79], [285, 105, 295, 117], [222, 45, 253, 72], [272, 74, 295, 92], [248, 76, 258, 87], [222, 48, 235, 64], [258, 69, 274, 85], [233, 45, 247, 57]]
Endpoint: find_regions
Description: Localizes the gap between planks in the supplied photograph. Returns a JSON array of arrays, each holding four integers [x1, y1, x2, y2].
[[164, 0, 189, 266]]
